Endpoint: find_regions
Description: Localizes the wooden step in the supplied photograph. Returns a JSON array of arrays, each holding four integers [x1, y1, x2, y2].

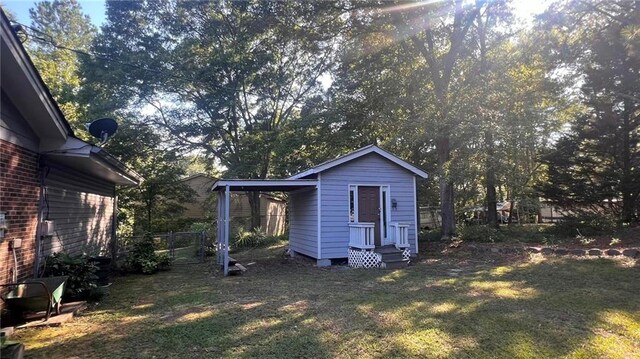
[[380, 252, 403, 262], [228, 262, 247, 276], [375, 246, 402, 254], [383, 259, 409, 270], [228, 256, 238, 266]]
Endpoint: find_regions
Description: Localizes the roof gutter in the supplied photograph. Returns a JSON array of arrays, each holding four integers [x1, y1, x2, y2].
[[91, 147, 144, 185]]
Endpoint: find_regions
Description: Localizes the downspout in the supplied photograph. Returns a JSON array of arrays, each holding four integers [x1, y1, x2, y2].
[[34, 161, 46, 278], [111, 188, 118, 268]]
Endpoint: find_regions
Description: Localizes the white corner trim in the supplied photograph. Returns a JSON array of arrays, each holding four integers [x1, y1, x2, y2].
[[317, 173, 322, 259], [224, 185, 230, 276], [414, 176, 419, 254]]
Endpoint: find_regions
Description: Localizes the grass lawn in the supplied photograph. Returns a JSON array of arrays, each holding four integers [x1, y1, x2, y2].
[[12, 243, 640, 358]]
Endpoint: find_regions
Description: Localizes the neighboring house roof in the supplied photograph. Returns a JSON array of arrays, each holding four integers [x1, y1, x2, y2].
[[180, 173, 216, 182], [0, 10, 142, 185], [288, 145, 428, 179]]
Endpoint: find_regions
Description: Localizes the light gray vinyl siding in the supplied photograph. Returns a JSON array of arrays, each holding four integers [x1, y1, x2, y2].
[[0, 90, 39, 151], [320, 153, 418, 259], [288, 187, 318, 258], [42, 161, 115, 256]]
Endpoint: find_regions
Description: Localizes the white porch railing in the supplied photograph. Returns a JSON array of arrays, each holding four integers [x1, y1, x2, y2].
[[349, 222, 375, 249], [390, 222, 410, 249]]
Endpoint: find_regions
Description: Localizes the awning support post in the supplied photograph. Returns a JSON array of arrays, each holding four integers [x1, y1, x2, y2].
[[223, 185, 230, 276], [216, 190, 223, 268]]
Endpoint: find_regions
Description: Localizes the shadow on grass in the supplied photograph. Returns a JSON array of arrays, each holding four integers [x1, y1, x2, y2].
[[16, 244, 640, 358]]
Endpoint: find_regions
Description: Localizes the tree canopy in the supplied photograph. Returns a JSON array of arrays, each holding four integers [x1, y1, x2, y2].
[[27, 0, 96, 133], [12, 0, 639, 235], [539, 0, 640, 222]]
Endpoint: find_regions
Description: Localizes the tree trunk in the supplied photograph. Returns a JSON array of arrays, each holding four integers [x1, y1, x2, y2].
[[147, 202, 152, 232], [485, 130, 498, 227], [620, 101, 635, 223], [247, 149, 272, 231], [478, 13, 498, 228], [507, 199, 515, 224], [438, 136, 455, 239], [247, 191, 261, 230], [537, 207, 543, 224]]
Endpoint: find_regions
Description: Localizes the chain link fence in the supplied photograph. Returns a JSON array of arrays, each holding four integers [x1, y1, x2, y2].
[[118, 231, 211, 265]]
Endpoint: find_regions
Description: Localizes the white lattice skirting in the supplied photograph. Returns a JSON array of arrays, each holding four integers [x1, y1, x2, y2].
[[348, 248, 382, 268], [402, 248, 411, 262]]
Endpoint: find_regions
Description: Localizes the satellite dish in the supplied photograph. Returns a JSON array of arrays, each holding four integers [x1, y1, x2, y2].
[[86, 118, 118, 144]]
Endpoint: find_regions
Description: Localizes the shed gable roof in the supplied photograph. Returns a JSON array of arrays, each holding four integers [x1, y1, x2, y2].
[[288, 145, 428, 179]]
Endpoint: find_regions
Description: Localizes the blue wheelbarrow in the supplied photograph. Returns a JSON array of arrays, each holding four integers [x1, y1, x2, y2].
[[1, 276, 68, 321]]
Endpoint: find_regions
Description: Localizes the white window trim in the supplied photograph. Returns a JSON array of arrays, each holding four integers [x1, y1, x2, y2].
[[381, 186, 391, 244], [348, 185, 358, 223]]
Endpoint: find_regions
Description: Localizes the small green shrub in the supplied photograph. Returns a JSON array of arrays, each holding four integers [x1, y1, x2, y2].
[[205, 243, 217, 256], [43, 253, 103, 301], [420, 229, 443, 242], [232, 229, 286, 249], [499, 225, 557, 244], [122, 235, 173, 274], [189, 222, 214, 234], [552, 214, 618, 237], [156, 253, 172, 270], [458, 225, 506, 243]]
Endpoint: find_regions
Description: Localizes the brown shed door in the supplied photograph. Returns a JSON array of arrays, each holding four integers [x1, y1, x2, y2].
[[358, 186, 381, 246]]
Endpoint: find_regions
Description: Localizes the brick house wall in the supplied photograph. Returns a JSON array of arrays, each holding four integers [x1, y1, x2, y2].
[[0, 139, 40, 291]]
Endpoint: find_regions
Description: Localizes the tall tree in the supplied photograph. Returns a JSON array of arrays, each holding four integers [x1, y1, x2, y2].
[[82, 0, 344, 229], [386, 0, 485, 238], [540, 0, 640, 223], [464, 0, 513, 226], [103, 121, 195, 234], [334, 1, 525, 237], [27, 0, 96, 132]]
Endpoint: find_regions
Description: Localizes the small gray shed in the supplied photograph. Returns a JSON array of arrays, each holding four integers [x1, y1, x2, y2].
[[212, 145, 428, 274]]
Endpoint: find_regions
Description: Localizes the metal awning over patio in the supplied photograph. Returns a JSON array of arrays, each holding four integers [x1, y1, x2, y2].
[[212, 179, 318, 192], [211, 179, 318, 276]]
